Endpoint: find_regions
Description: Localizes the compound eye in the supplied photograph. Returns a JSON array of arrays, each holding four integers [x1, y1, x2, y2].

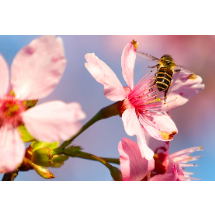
[[166, 61, 170, 65]]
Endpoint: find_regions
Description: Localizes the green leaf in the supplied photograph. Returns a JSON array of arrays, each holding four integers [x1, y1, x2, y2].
[[31, 141, 59, 151], [17, 125, 35, 142]]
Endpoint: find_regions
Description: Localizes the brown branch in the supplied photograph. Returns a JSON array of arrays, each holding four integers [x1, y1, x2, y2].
[[2, 170, 19, 181]]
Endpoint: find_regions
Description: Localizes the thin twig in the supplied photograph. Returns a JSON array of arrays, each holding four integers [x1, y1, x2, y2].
[[2, 170, 19, 181]]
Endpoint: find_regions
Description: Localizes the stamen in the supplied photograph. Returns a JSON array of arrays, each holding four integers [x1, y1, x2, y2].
[[170, 147, 203, 158], [144, 97, 161, 105]]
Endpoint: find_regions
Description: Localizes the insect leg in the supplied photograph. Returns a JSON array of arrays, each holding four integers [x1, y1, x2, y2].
[[148, 64, 159, 69], [153, 71, 158, 85], [174, 69, 181, 72], [149, 72, 157, 92], [164, 85, 170, 103]]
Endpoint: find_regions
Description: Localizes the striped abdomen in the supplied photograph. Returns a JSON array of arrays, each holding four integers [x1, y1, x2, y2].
[[156, 67, 173, 92]]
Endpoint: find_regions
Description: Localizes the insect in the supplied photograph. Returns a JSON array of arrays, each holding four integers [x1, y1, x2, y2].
[[137, 52, 192, 100]]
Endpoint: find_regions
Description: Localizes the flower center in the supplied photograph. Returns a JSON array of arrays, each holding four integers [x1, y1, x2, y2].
[[117, 73, 163, 117], [0, 95, 25, 127]]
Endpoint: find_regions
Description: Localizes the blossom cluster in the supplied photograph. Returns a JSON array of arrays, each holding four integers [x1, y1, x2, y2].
[[0, 36, 204, 181], [85, 40, 204, 181]]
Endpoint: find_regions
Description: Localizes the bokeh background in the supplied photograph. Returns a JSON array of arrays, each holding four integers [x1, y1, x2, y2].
[[0, 35, 214, 181]]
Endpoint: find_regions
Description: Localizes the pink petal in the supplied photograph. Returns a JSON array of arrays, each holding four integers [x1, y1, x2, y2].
[[166, 157, 185, 181], [122, 108, 154, 160], [11, 36, 66, 100], [121, 42, 136, 90], [150, 164, 178, 181], [22, 101, 86, 142], [150, 172, 178, 181], [147, 137, 169, 154], [139, 111, 178, 141], [0, 54, 9, 98], [122, 108, 137, 136], [118, 137, 154, 181], [165, 157, 176, 173], [160, 70, 205, 112], [85, 53, 127, 101], [0, 124, 25, 173]]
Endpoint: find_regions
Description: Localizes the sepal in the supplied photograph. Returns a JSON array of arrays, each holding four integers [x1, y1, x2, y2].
[[18, 125, 35, 142], [31, 140, 59, 151], [109, 166, 122, 181]]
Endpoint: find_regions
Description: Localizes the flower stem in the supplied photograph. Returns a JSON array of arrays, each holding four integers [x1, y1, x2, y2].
[[65, 151, 122, 181], [60, 102, 121, 149], [75, 152, 120, 164]]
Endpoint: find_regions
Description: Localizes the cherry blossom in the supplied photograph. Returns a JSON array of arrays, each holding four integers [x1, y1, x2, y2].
[[85, 43, 176, 159], [0, 36, 86, 173], [118, 137, 184, 181]]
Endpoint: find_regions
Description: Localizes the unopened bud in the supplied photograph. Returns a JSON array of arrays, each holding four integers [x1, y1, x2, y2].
[[32, 163, 55, 179], [32, 147, 53, 167], [64, 146, 82, 157], [51, 155, 69, 168]]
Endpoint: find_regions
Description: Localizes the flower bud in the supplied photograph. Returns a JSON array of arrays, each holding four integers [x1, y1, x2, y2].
[[32, 163, 55, 179], [32, 147, 53, 167], [64, 146, 82, 156], [51, 155, 69, 168]]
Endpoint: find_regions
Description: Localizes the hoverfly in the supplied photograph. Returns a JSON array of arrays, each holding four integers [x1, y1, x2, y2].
[[137, 52, 192, 100]]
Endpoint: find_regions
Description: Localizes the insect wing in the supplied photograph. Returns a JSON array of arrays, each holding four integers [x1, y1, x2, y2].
[[175, 64, 193, 74], [136, 51, 160, 62]]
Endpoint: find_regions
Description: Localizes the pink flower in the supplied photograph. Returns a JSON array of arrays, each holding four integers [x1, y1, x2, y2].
[[85, 41, 184, 160], [118, 137, 184, 181], [0, 36, 86, 173]]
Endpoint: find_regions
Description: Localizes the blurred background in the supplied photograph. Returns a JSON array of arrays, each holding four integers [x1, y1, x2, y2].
[[0, 35, 214, 181]]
